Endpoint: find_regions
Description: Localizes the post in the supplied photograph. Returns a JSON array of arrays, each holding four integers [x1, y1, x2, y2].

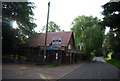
[[70, 51, 72, 64], [43, 2, 50, 66], [60, 50, 62, 64], [80, 46, 82, 50]]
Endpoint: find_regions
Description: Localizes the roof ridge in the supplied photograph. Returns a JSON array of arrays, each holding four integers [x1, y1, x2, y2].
[[41, 31, 72, 34]]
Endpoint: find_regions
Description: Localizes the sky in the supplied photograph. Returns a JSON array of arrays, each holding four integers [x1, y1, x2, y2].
[[29, 0, 110, 33]]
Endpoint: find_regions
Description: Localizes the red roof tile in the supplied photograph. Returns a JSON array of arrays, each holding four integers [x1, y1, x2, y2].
[[26, 31, 73, 47]]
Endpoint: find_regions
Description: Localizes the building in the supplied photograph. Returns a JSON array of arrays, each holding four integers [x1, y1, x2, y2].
[[18, 31, 82, 64]]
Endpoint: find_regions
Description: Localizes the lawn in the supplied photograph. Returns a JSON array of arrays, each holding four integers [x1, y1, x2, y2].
[[103, 58, 120, 69]]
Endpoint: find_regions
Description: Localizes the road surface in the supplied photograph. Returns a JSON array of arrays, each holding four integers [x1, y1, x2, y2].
[[62, 57, 119, 79]]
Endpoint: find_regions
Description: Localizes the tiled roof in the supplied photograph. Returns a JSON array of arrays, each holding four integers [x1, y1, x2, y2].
[[26, 31, 73, 47]]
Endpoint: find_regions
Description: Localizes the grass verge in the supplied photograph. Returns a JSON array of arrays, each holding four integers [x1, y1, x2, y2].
[[44, 64, 60, 67], [103, 58, 120, 69]]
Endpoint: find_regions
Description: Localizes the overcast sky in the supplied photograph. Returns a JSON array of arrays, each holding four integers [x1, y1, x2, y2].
[[31, 0, 110, 33]]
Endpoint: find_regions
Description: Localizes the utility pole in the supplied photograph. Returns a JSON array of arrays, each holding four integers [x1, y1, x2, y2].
[[43, 2, 50, 66]]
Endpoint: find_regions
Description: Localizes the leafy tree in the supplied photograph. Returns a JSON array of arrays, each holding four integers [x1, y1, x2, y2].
[[102, 1, 120, 55], [2, 2, 37, 43], [71, 15, 102, 48], [42, 21, 64, 32], [103, 29, 120, 56], [2, 2, 36, 55], [102, 1, 120, 31], [71, 15, 103, 59], [81, 26, 103, 59], [103, 30, 114, 54]]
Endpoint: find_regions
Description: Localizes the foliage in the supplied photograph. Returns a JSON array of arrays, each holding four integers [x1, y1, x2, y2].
[[81, 26, 103, 59], [103, 58, 111, 60], [102, 30, 115, 54], [71, 15, 103, 59], [108, 52, 113, 55], [2, 2, 37, 43], [2, 2, 36, 55], [71, 15, 102, 48], [102, 1, 120, 31], [42, 21, 64, 32], [102, 1, 120, 55]]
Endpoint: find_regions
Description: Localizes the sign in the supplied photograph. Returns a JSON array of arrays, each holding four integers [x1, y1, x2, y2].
[[52, 37, 62, 50], [79, 43, 84, 46], [48, 45, 53, 50], [56, 53, 58, 60]]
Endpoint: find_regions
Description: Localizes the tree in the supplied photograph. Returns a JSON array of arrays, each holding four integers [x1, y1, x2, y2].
[[102, 1, 120, 55], [2, 2, 37, 43], [2, 22, 19, 55], [81, 26, 103, 59], [102, 1, 120, 31], [71, 15, 102, 48], [2, 2, 36, 55], [42, 21, 64, 32], [103, 29, 120, 56], [71, 15, 103, 59]]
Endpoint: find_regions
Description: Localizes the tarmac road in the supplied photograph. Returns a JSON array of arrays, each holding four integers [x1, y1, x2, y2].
[[62, 57, 119, 79], [2, 57, 120, 80]]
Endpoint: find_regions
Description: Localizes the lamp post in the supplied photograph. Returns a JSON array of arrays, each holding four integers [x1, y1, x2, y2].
[[43, 2, 50, 66]]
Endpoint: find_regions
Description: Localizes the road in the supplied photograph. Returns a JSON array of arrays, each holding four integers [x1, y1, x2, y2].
[[62, 57, 120, 79], [2, 57, 120, 80]]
